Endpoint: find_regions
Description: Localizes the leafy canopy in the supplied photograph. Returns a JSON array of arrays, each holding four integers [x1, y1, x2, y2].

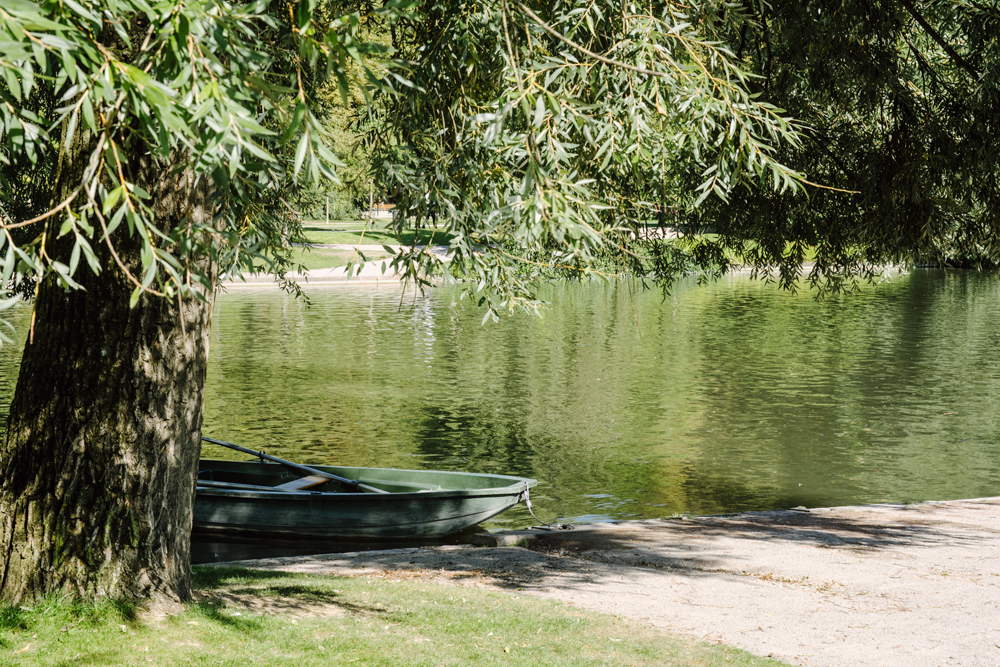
[[0, 0, 407, 319], [661, 1, 1000, 290], [364, 0, 807, 316], [17, 0, 972, 326]]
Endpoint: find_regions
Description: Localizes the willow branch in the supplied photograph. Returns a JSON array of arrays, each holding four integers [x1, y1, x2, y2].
[[898, 0, 979, 80], [1, 188, 82, 229], [514, 1, 676, 81]]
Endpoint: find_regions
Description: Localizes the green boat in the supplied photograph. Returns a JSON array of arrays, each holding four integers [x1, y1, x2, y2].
[[194, 438, 537, 541]]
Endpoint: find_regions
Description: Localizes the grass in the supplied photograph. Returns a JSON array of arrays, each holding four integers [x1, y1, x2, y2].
[[300, 221, 453, 248], [288, 246, 391, 272], [0, 567, 793, 667]]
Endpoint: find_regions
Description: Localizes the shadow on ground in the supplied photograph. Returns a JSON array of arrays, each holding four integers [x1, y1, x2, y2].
[[232, 500, 1000, 594], [192, 567, 395, 619]]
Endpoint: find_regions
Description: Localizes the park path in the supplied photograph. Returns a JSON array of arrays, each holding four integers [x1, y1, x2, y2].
[[214, 497, 1000, 667]]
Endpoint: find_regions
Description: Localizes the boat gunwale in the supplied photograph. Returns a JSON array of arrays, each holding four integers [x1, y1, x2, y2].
[[196, 459, 538, 499], [193, 485, 533, 500]]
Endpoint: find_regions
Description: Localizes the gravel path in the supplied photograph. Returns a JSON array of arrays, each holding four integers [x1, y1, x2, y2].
[[211, 497, 1000, 667]]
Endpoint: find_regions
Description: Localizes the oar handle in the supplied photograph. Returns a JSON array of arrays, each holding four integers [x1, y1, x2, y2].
[[201, 436, 389, 494]]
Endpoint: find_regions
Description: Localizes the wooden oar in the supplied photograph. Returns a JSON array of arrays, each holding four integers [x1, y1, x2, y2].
[[202, 436, 389, 494]]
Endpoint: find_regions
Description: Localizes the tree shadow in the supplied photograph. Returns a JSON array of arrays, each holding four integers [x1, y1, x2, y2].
[[191, 566, 392, 620], [281, 501, 1000, 593], [521, 503, 999, 579], [552, 510, 972, 549], [192, 565, 295, 588]]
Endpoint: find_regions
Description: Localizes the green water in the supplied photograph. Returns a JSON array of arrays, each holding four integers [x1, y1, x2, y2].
[[2, 269, 999, 531]]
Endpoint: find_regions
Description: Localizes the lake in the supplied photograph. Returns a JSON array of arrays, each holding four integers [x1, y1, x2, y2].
[[1, 269, 998, 533]]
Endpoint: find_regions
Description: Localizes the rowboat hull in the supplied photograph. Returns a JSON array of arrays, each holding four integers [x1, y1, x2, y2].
[[194, 459, 537, 540]]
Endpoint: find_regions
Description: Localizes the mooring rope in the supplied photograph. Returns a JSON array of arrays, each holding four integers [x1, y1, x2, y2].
[[523, 486, 574, 531]]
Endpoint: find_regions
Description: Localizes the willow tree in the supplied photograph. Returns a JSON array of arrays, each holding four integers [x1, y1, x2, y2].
[[663, 0, 1000, 288], [368, 1, 1000, 300], [0, 0, 808, 603], [0, 0, 399, 603], [364, 0, 809, 311]]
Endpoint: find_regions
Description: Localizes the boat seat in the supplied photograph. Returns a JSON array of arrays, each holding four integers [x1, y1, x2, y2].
[[273, 475, 330, 491]]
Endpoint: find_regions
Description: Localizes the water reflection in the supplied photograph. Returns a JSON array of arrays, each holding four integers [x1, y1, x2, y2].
[[1, 270, 998, 535]]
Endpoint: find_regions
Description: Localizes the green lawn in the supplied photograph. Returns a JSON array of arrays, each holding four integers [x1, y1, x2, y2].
[[300, 221, 454, 247], [0, 567, 793, 667], [289, 246, 391, 272]]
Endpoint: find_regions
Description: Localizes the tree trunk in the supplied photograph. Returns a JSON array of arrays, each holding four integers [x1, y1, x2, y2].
[[0, 161, 216, 604]]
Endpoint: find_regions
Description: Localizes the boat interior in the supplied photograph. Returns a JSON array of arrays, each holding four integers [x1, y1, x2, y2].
[[196, 460, 451, 494]]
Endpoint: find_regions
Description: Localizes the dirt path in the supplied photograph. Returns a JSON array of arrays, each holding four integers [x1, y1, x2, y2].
[[211, 497, 1000, 667]]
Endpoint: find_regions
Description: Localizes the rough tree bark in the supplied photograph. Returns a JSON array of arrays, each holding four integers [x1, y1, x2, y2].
[[0, 157, 216, 604]]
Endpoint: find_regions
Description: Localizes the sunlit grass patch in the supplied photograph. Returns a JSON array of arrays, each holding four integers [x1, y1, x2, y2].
[[288, 247, 392, 271], [300, 223, 454, 248]]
